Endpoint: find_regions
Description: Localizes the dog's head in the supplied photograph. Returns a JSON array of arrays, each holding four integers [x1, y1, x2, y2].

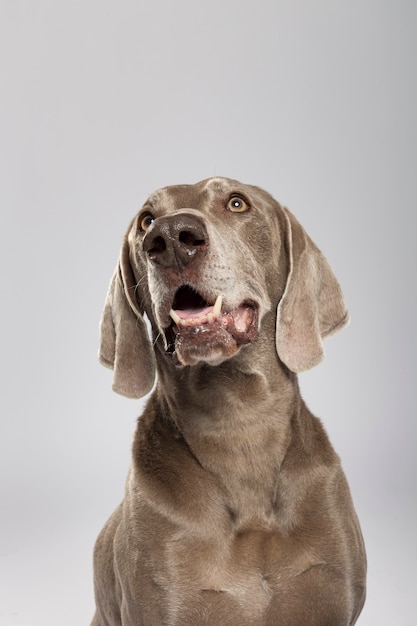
[[99, 177, 349, 398]]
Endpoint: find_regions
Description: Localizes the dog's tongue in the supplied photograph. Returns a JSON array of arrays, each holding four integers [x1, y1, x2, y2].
[[170, 294, 223, 327], [171, 301, 258, 342], [175, 305, 214, 320]]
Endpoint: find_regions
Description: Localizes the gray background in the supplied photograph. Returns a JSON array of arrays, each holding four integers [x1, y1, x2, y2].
[[1, 1, 416, 624]]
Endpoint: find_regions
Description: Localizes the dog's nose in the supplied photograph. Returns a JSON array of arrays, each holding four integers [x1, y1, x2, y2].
[[143, 213, 208, 269]]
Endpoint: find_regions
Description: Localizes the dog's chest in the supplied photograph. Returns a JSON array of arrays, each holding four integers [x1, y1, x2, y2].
[[159, 524, 317, 624]]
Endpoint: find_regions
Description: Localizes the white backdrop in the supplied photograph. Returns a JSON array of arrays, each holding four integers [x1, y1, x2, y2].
[[1, 1, 416, 624]]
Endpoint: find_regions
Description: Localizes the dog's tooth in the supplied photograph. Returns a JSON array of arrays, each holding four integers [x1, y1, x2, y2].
[[213, 294, 223, 318], [169, 309, 182, 326]]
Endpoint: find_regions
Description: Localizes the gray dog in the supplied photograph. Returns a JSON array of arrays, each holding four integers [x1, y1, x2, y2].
[[91, 177, 366, 626]]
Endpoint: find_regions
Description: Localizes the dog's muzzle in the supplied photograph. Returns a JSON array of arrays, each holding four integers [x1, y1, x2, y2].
[[143, 213, 259, 367]]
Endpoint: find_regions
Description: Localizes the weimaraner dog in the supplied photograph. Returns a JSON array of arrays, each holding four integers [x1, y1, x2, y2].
[[92, 177, 366, 626]]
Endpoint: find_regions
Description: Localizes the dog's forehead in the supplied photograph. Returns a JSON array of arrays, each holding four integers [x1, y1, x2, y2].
[[144, 177, 271, 211]]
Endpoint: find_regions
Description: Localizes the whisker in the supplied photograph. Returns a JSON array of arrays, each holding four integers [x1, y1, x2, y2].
[[132, 276, 151, 311]]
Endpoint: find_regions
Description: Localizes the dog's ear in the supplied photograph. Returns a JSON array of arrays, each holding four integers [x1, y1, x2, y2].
[[99, 236, 156, 399], [276, 208, 349, 372]]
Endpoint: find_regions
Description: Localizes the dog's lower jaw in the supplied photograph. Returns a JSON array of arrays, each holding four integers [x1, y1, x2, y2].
[[173, 326, 240, 367], [163, 304, 260, 367]]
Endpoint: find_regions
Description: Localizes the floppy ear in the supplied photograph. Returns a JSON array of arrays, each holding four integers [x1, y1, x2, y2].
[[99, 236, 156, 399], [276, 208, 349, 372]]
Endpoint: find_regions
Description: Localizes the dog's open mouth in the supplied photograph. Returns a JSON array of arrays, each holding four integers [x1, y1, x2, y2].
[[165, 286, 259, 366]]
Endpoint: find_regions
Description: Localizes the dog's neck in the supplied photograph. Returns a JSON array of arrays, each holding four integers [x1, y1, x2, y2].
[[153, 337, 300, 527]]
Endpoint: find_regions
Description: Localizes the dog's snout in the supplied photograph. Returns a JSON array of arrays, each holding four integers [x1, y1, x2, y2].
[[143, 213, 208, 268]]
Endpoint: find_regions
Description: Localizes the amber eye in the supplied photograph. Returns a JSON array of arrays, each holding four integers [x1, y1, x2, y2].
[[139, 213, 155, 232], [227, 196, 250, 213]]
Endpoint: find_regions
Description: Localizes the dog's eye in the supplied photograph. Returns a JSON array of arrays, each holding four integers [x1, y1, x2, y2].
[[139, 213, 155, 232], [227, 196, 250, 213]]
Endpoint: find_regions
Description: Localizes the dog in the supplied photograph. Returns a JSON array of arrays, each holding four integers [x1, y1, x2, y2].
[[91, 177, 366, 625]]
